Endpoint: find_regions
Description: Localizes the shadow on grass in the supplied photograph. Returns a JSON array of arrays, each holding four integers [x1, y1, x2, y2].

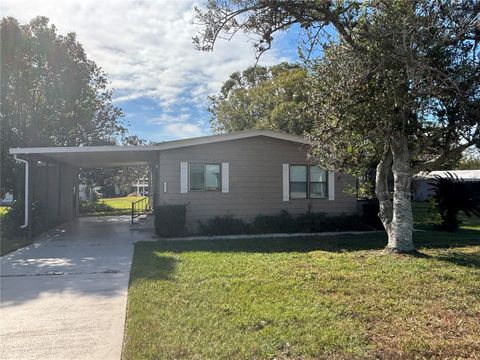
[[437, 251, 480, 269], [129, 229, 480, 286], [137, 229, 479, 255], [130, 248, 178, 282]]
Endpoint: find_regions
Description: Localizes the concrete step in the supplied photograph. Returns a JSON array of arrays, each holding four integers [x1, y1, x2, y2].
[[130, 214, 155, 231]]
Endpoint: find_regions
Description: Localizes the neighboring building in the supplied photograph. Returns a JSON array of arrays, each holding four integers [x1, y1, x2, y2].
[[0, 192, 13, 205], [412, 170, 480, 201], [9, 130, 357, 233], [131, 177, 149, 196]]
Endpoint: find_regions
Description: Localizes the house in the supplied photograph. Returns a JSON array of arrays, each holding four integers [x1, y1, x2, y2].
[[9, 129, 357, 234], [131, 177, 149, 196], [412, 170, 480, 201]]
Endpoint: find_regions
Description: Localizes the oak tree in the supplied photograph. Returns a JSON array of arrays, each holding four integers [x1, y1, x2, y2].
[[194, 0, 479, 252]]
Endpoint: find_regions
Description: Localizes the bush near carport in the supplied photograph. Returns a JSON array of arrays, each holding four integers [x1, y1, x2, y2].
[[155, 205, 186, 237]]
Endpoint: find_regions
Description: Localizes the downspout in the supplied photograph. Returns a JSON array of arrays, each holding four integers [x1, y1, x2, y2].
[[14, 155, 29, 229]]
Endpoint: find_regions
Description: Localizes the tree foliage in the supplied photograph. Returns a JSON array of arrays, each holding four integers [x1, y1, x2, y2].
[[194, 0, 480, 252], [209, 62, 312, 135], [457, 149, 480, 170], [0, 17, 131, 195]]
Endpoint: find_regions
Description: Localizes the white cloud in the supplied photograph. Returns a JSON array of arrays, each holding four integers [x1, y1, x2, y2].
[[149, 112, 191, 124], [1, 0, 287, 110], [163, 122, 206, 139]]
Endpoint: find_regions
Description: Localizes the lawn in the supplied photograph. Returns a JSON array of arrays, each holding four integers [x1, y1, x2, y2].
[[101, 196, 146, 210], [81, 196, 146, 216], [123, 207, 480, 359], [0, 205, 9, 217]]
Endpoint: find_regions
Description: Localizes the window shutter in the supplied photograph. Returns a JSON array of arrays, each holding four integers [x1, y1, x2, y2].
[[328, 171, 335, 200], [180, 162, 188, 193], [221, 163, 229, 193], [282, 164, 289, 201]]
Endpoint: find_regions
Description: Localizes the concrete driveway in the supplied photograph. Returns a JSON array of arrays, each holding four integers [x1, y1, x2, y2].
[[0, 216, 153, 360]]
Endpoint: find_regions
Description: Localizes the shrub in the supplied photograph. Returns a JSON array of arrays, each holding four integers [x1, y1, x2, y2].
[[295, 212, 371, 232], [196, 210, 372, 236], [79, 200, 114, 214], [359, 199, 384, 230], [155, 205, 186, 237], [430, 173, 480, 231], [252, 210, 294, 233], [1, 199, 42, 239], [198, 215, 250, 236]]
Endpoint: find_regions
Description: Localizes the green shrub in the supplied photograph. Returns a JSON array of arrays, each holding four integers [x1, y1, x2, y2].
[[79, 200, 114, 214], [1, 199, 42, 239], [294, 212, 371, 232], [196, 210, 372, 236], [198, 215, 250, 236], [155, 205, 186, 237], [359, 199, 384, 230], [252, 210, 294, 233], [430, 173, 480, 231]]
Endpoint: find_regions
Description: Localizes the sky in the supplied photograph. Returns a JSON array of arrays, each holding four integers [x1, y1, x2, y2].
[[2, 0, 306, 142]]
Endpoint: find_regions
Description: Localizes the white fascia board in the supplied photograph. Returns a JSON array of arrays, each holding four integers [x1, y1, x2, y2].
[[9, 129, 310, 155], [9, 145, 159, 155], [155, 129, 310, 150]]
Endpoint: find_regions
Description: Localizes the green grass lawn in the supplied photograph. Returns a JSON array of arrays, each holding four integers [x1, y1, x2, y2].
[[81, 196, 146, 216], [101, 196, 146, 210], [123, 208, 480, 359], [0, 205, 9, 217]]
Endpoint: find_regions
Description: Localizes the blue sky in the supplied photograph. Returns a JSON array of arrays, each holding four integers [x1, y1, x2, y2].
[[2, 1, 322, 143]]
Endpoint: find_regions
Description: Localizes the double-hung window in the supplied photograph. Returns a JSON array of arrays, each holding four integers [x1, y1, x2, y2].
[[189, 164, 221, 191], [289, 165, 327, 199]]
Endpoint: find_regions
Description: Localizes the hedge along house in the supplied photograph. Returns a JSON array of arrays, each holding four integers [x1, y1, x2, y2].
[[10, 129, 357, 235]]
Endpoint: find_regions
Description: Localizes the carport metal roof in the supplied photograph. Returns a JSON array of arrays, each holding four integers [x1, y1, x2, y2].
[[9, 129, 310, 168]]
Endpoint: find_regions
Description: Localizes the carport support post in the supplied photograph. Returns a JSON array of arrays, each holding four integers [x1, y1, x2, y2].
[[150, 163, 159, 208], [74, 168, 80, 217], [27, 159, 35, 241]]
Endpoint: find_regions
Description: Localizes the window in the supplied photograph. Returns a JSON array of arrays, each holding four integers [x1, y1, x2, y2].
[[189, 164, 221, 191], [309, 166, 327, 198], [289, 165, 327, 199], [290, 165, 308, 199]]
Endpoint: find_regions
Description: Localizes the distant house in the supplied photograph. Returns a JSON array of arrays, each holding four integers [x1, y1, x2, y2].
[[131, 177, 149, 196], [412, 170, 480, 201], [10, 130, 357, 232]]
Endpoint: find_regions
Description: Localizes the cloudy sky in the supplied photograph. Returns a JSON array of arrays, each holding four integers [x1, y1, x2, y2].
[[2, 0, 301, 142]]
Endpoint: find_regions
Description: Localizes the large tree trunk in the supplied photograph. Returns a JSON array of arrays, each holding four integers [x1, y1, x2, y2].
[[375, 134, 415, 253]]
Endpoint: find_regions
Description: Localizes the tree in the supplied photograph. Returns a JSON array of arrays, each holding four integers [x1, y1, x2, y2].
[[194, 0, 480, 252], [209, 62, 312, 135], [457, 149, 480, 170], [1, 17, 129, 196]]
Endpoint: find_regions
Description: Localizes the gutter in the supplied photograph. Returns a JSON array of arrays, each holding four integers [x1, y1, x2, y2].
[[13, 155, 29, 229]]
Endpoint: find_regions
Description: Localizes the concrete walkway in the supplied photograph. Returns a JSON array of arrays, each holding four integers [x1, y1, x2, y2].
[[0, 216, 153, 360]]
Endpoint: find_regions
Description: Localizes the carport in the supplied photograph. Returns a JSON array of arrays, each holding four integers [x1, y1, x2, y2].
[[9, 145, 161, 238]]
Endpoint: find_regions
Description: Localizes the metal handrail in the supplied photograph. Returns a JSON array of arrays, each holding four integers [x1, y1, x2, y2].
[[131, 195, 153, 224]]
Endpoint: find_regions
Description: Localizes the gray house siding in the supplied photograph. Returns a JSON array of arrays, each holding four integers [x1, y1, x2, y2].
[[32, 161, 76, 232], [156, 136, 357, 230]]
